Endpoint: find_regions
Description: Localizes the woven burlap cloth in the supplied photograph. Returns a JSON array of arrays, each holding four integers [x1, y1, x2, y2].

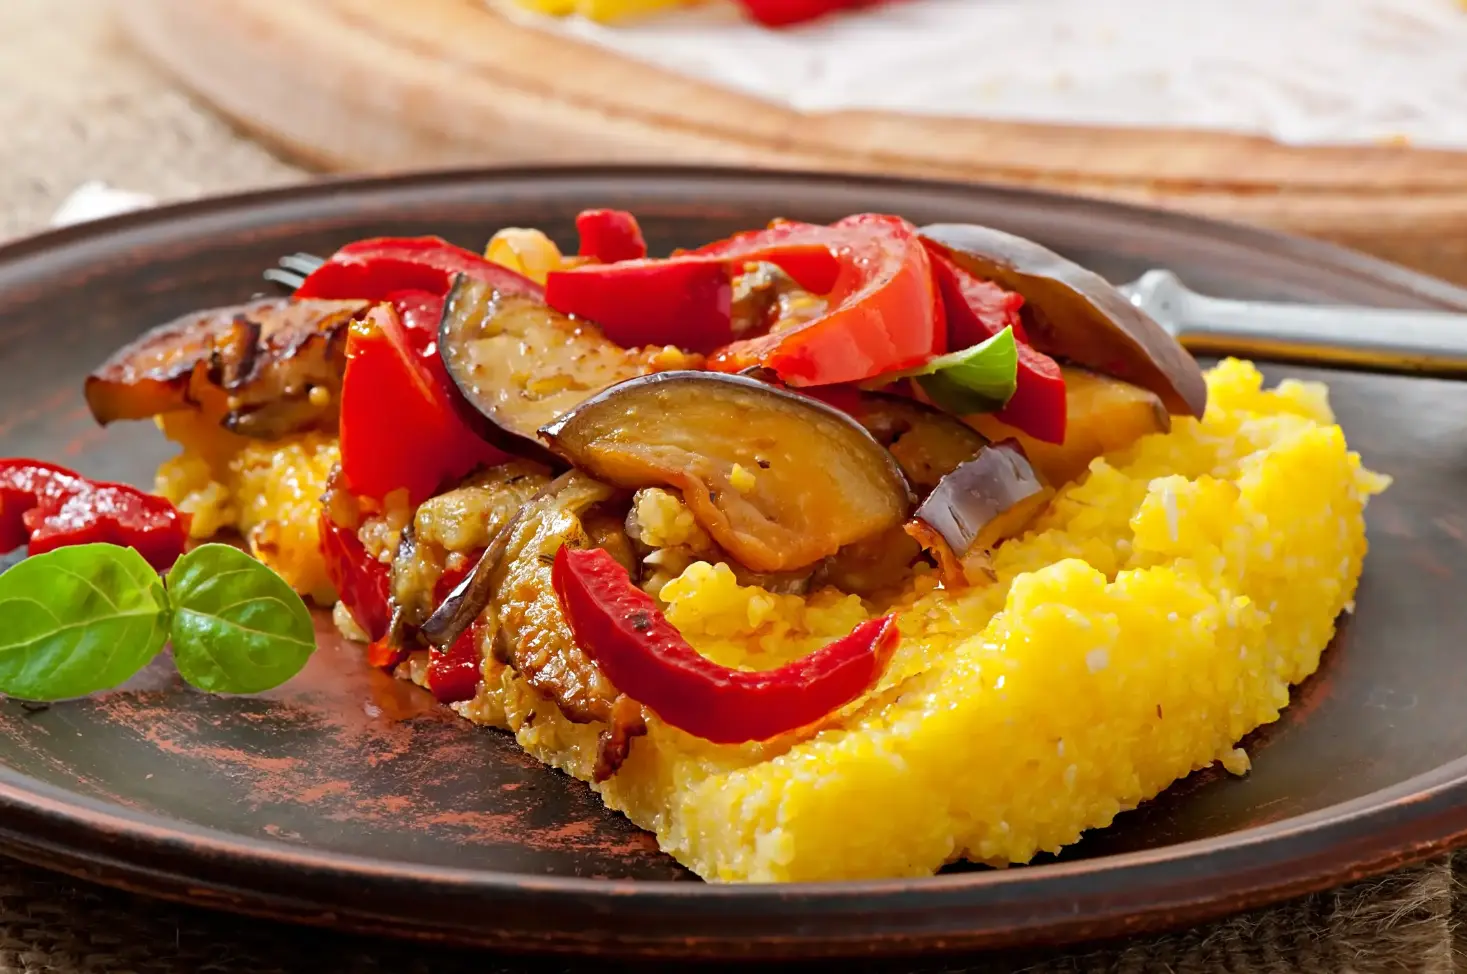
[[2, 1, 1464, 971]]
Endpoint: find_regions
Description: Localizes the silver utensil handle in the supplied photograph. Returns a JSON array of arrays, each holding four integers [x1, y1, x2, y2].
[[1128, 270, 1467, 374]]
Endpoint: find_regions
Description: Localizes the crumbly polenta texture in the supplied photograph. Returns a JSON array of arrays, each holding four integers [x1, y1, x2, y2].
[[460, 359, 1388, 882], [153, 411, 339, 603]]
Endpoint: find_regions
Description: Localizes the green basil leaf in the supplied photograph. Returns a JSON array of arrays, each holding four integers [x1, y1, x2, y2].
[[873, 327, 1020, 415], [166, 543, 316, 694], [0, 543, 169, 701]]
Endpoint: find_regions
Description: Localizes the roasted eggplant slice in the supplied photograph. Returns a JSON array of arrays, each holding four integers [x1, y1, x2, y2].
[[840, 392, 990, 492], [438, 275, 653, 461], [424, 472, 622, 724], [85, 297, 369, 437], [906, 441, 1051, 587], [919, 224, 1207, 419], [970, 367, 1170, 485], [541, 372, 914, 574]]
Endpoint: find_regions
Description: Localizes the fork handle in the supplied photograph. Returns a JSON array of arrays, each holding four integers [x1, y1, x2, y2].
[[1130, 271, 1467, 375]]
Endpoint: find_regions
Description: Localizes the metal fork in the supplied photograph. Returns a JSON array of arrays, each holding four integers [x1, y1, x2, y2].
[[1122, 270, 1467, 375], [264, 255, 1467, 375]]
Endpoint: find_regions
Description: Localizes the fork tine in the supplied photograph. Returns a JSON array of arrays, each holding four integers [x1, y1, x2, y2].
[[263, 267, 306, 290], [279, 253, 325, 275], [262, 252, 325, 292]]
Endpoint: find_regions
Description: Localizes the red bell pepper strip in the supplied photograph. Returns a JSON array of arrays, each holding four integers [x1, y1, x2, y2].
[[738, 0, 879, 27], [426, 622, 485, 704], [318, 511, 391, 644], [545, 258, 734, 353], [424, 557, 484, 702], [294, 236, 542, 306], [685, 219, 844, 294], [0, 459, 190, 571], [339, 304, 509, 504], [927, 251, 1068, 444], [706, 214, 943, 387], [575, 209, 648, 264], [553, 546, 900, 744]]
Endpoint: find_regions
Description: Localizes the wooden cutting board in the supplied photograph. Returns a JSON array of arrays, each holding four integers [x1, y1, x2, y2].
[[116, 0, 1467, 283]]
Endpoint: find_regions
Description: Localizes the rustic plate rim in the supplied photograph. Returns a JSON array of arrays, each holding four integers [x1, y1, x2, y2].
[[4, 164, 1467, 959]]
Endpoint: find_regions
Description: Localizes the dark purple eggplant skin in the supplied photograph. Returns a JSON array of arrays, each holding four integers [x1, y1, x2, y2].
[[910, 440, 1047, 560], [919, 223, 1207, 419], [437, 274, 648, 466], [540, 371, 915, 574]]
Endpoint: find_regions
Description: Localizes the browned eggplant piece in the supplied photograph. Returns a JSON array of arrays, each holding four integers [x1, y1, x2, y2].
[[390, 461, 553, 630], [423, 472, 622, 724], [438, 275, 654, 462], [816, 526, 926, 598], [540, 372, 914, 575], [85, 297, 369, 437], [842, 392, 991, 492], [970, 367, 1170, 485], [919, 224, 1207, 419], [905, 441, 1052, 587]]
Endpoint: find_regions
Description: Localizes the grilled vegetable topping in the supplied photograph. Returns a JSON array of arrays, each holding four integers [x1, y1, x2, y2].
[[905, 442, 1051, 587], [554, 545, 900, 744], [85, 298, 368, 438], [438, 277, 654, 462], [540, 372, 913, 574], [920, 224, 1206, 418]]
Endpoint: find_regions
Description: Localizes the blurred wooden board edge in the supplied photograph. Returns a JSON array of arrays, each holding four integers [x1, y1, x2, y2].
[[115, 0, 1467, 284]]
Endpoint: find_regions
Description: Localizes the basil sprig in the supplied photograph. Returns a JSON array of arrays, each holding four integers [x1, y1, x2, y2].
[[0, 542, 315, 701], [876, 326, 1019, 415]]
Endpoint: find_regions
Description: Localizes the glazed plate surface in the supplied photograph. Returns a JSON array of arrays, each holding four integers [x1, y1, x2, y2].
[[2, 167, 1467, 959]]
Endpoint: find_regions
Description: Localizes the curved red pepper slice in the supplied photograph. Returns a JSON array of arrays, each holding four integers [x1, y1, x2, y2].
[[706, 214, 943, 387], [340, 304, 509, 504], [294, 236, 542, 306], [552, 546, 899, 744], [0, 459, 190, 570], [575, 209, 648, 264]]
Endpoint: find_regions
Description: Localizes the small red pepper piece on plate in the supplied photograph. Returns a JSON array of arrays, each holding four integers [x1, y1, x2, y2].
[[927, 251, 1068, 444], [0, 459, 190, 570], [575, 209, 648, 264], [294, 236, 542, 307], [545, 257, 734, 353], [553, 546, 900, 744], [339, 304, 510, 504], [706, 214, 943, 386]]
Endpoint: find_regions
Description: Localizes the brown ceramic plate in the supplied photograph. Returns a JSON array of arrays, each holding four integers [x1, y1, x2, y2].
[[2, 167, 1467, 961]]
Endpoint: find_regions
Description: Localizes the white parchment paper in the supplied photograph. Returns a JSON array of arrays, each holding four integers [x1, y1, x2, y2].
[[492, 0, 1467, 149]]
